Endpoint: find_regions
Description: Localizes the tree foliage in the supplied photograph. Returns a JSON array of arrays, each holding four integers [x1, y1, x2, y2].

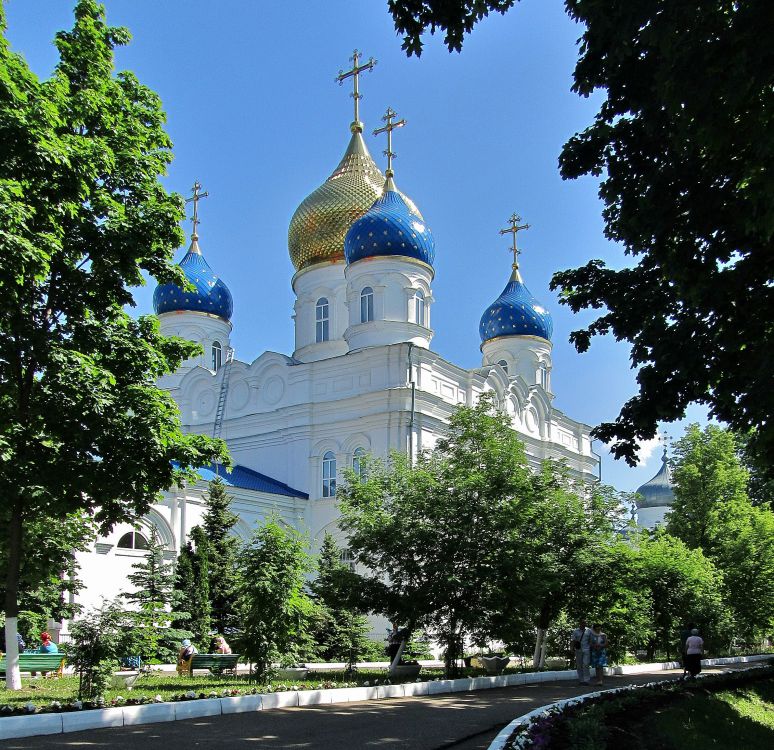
[[236, 518, 313, 679], [172, 526, 211, 647], [0, 1, 227, 687], [668, 424, 774, 643], [120, 528, 190, 662], [201, 478, 240, 635], [387, 0, 774, 477], [308, 533, 371, 664]]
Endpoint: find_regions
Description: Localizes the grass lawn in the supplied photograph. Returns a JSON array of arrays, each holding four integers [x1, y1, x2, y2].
[[0, 666, 468, 711], [639, 679, 774, 749]]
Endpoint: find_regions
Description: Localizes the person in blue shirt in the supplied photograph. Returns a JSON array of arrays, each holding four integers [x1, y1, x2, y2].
[[38, 631, 59, 653]]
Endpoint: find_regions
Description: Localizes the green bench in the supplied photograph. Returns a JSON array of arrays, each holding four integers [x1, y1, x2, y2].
[[179, 653, 240, 677], [0, 653, 66, 677]]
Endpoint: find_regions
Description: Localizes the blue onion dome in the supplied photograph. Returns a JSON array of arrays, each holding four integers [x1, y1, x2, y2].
[[344, 177, 435, 266], [153, 237, 233, 322], [635, 450, 676, 509], [479, 268, 553, 343]]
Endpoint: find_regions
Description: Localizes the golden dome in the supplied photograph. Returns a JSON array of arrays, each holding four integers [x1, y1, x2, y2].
[[288, 125, 422, 271]]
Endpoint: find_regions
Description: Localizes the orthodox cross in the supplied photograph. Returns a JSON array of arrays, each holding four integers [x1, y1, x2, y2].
[[499, 213, 530, 270], [659, 430, 672, 458], [373, 107, 406, 177], [336, 49, 377, 128], [186, 181, 209, 240]]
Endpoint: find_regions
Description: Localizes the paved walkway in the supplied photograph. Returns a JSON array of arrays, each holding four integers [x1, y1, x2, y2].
[[0, 666, 737, 750]]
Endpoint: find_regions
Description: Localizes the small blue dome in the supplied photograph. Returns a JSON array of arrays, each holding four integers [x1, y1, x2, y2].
[[153, 243, 233, 321], [635, 453, 675, 509], [345, 187, 434, 267], [479, 276, 553, 343]]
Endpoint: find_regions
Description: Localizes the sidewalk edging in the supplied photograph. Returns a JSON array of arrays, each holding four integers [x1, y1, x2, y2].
[[1, 653, 770, 741]]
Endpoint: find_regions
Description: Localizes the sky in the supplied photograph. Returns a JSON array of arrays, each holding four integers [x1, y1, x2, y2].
[[4, 0, 712, 491]]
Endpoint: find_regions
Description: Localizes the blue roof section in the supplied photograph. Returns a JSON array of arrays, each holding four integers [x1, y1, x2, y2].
[[153, 246, 233, 321], [344, 187, 435, 267], [189, 463, 307, 499], [479, 276, 553, 343]]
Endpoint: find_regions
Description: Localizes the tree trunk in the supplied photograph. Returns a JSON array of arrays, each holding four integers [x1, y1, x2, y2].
[[4, 504, 23, 690], [532, 629, 545, 670]]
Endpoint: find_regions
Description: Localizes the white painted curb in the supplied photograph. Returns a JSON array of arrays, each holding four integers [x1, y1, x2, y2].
[[1, 653, 770, 740]]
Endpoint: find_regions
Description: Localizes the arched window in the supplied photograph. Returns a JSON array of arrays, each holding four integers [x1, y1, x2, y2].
[[117, 531, 149, 550], [322, 451, 337, 497], [538, 363, 549, 390], [315, 298, 329, 343], [414, 290, 425, 326], [340, 548, 356, 572], [497, 359, 509, 374], [360, 287, 374, 323], [212, 341, 222, 371], [353, 447, 367, 481]]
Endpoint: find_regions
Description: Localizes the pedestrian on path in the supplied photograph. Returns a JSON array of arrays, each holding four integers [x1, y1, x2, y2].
[[590, 623, 608, 686], [684, 628, 704, 678], [571, 618, 592, 685]]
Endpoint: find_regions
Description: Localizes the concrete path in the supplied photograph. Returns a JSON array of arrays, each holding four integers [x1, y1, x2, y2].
[[0, 666, 736, 750]]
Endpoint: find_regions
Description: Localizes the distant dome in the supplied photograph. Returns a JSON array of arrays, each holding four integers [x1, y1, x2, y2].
[[635, 452, 675, 509], [345, 179, 434, 267], [288, 128, 421, 271], [479, 275, 553, 343], [153, 239, 233, 322]]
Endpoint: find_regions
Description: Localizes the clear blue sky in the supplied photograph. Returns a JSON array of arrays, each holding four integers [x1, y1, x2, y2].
[[4, 0, 711, 491]]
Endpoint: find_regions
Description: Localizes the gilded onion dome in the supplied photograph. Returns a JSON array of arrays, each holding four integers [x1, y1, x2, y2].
[[288, 126, 422, 271]]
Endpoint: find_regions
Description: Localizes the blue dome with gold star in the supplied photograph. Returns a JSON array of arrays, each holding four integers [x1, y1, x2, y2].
[[344, 182, 434, 267], [153, 240, 233, 321], [479, 275, 553, 343]]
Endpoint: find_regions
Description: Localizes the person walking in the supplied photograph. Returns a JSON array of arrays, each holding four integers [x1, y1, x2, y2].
[[571, 619, 592, 685], [679, 621, 696, 676], [590, 623, 608, 686], [684, 628, 704, 678]]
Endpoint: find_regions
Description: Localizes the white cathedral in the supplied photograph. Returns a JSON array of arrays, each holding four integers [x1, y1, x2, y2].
[[71, 57, 605, 624]]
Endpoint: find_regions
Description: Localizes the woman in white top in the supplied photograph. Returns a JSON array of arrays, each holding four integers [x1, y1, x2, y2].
[[684, 628, 704, 677]]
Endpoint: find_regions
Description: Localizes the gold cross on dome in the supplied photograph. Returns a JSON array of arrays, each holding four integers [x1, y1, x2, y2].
[[659, 430, 672, 457], [373, 107, 406, 177], [336, 49, 377, 130], [185, 181, 209, 240], [499, 213, 530, 270]]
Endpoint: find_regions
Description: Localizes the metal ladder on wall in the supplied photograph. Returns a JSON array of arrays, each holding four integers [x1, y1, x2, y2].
[[212, 347, 235, 443]]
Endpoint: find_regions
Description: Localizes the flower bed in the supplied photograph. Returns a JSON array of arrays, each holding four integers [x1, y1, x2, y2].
[[498, 663, 774, 750]]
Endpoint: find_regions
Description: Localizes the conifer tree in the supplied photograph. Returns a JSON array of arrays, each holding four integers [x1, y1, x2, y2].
[[121, 528, 190, 662], [309, 533, 370, 664], [172, 528, 211, 647], [202, 479, 240, 634]]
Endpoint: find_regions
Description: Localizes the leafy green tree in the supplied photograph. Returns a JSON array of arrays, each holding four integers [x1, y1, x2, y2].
[[388, 0, 774, 477], [201, 479, 240, 635], [668, 425, 774, 643], [339, 392, 540, 677], [236, 518, 313, 680], [308, 533, 371, 665], [121, 528, 190, 662], [172, 526, 211, 647], [0, 1, 226, 688]]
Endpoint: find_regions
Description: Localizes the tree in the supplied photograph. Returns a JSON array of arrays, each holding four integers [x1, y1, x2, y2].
[[0, 1, 226, 688], [387, 1, 774, 477], [121, 528, 190, 662], [201, 479, 240, 635], [668, 425, 774, 643], [236, 518, 313, 680], [172, 526, 211, 647], [338, 392, 541, 677], [308, 533, 371, 665]]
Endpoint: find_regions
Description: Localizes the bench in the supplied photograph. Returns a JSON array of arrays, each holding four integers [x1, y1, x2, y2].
[[0, 653, 66, 677], [179, 653, 240, 677]]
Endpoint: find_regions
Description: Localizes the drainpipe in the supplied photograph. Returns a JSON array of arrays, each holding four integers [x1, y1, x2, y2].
[[590, 438, 602, 482], [407, 343, 416, 464]]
